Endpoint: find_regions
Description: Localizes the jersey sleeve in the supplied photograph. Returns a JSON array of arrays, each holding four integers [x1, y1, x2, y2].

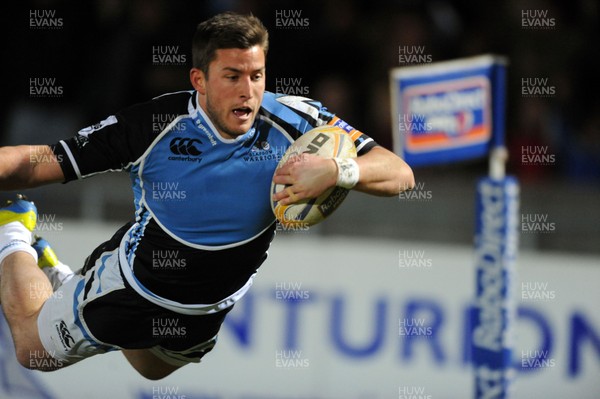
[[272, 94, 378, 156], [51, 101, 154, 182], [321, 114, 378, 156]]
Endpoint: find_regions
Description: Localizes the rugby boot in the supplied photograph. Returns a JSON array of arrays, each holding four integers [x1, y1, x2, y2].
[[32, 236, 74, 291], [0, 194, 37, 231]]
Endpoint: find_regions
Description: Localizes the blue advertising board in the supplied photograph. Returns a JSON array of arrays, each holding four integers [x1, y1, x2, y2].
[[389, 55, 508, 167]]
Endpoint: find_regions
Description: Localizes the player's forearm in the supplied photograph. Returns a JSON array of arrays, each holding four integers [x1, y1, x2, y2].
[[0, 145, 63, 190], [353, 146, 415, 196], [0, 146, 31, 190]]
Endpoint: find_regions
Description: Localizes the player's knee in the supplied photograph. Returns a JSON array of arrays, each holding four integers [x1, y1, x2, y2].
[[131, 358, 181, 380], [15, 348, 39, 370], [134, 366, 176, 381], [123, 349, 182, 380], [15, 349, 32, 369], [15, 347, 64, 371]]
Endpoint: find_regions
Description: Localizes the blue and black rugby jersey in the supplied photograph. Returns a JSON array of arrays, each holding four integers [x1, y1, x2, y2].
[[52, 90, 377, 304]]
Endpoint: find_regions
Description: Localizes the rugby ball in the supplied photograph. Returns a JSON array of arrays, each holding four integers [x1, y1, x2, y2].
[[271, 125, 357, 227]]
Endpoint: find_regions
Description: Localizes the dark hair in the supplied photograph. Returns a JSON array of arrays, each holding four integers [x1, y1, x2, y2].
[[192, 12, 269, 74]]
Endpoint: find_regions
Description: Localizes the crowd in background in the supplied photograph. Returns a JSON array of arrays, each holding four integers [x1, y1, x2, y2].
[[5, 0, 599, 184]]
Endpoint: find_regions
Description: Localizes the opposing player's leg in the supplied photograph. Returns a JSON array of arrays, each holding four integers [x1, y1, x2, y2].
[[0, 195, 61, 369]]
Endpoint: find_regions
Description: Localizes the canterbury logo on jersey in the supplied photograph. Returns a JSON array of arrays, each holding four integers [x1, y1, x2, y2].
[[56, 320, 75, 350], [168, 137, 203, 163], [170, 137, 202, 155]]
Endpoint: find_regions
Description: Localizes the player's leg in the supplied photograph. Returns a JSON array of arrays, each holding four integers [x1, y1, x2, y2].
[[33, 229, 131, 370], [0, 196, 59, 369], [122, 349, 182, 380], [32, 221, 191, 379], [33, 235, 75, 290], [33, 220, 182, 379], [0, 252, 56, 368], [121, 334, 219, 380], [122, 306, 226, 379]]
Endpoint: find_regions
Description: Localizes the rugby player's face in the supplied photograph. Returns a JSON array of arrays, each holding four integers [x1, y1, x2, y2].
[[196, 46, 265, 139]]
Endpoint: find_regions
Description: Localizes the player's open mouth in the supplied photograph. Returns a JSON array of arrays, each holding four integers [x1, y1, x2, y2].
[[232, 107, 252, 120]]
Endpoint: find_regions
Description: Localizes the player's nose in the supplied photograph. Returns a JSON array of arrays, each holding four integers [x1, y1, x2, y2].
[[238, 76, 253, 99]]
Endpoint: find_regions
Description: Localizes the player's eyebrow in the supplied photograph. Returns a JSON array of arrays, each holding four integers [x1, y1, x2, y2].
[[221, 66, 265, 74]]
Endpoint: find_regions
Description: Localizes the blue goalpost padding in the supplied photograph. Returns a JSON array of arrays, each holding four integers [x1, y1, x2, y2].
[[390, 54, 519, 399]]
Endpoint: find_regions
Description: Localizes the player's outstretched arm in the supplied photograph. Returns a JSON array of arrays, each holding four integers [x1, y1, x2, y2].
[[0, 145, 64, 191], [353, 146, 414, 196]]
